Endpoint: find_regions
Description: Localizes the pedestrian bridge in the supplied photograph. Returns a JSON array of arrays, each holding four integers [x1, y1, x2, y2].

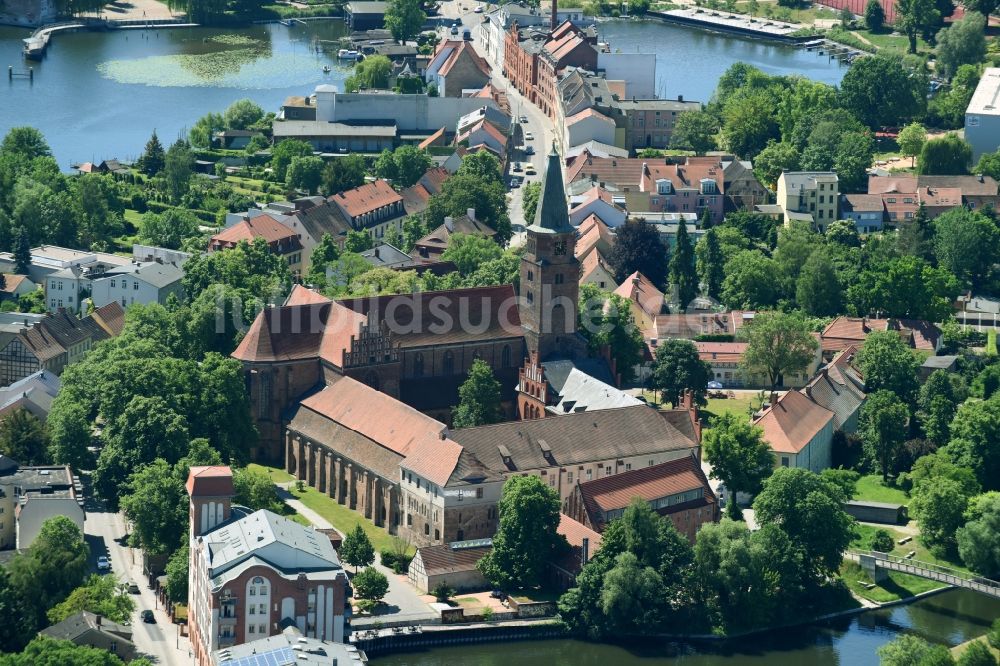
[[849, 550, 1000, 599]]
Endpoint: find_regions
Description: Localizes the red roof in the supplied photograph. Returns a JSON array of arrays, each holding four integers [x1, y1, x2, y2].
[[332, 180, 402, 219], [558, 513, 603, 552], [753, 390, 834, 455], [694, 341, 748, 364], [210, 215, 300, 250], [613, 271, 665, 318], [433, 39, 491, 78], [231, 301, 366, 367], [186, 465, 235, 497], [285, 284, 331, 306]]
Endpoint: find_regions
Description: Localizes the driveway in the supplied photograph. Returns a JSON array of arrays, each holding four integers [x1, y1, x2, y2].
[[84, 504, 193, 665]]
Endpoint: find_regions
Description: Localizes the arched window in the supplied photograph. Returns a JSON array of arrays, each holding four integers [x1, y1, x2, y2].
[[501, 345, 511, 368], [443, 350, 455, 375], [413, 352, 424, 378]]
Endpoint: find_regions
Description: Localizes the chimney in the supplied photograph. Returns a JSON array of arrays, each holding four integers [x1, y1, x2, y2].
[[769, 391, 778, 406], [374, 247, 380, 259], [678, 94, 683, 102], [467, 207, 476, 221], [978, 173, 985, 183], [632, 274, 640, 286], [444, 216, 455, 232], [95, 615, 102, 626], [551, 0, 558, 31]]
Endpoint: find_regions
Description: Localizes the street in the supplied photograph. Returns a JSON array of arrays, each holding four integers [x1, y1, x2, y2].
[[84, 501, 193, 666]]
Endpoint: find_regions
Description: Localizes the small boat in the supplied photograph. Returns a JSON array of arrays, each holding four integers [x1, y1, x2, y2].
[[323, 65, 331, 73], [337, 49, 360, 60]]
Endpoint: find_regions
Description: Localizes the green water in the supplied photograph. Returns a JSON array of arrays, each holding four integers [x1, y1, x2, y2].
[[373, 590, 1000, 666]]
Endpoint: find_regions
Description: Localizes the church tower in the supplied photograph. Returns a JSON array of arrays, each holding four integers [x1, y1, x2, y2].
[[520, 144, 579, 361]]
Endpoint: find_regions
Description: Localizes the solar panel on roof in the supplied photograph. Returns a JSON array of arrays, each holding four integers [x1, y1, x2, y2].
[[221, 646, 295, 666]]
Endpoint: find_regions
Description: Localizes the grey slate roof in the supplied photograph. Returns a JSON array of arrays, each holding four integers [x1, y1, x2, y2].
[[40, 610, 133, 643], [360, 243, 412, 268], [801, 366, 865, 432], [528, 145, 574, 234], [539, 358, 641, 415], [449, 405, 699, 472], [101, 261, 184, 289]]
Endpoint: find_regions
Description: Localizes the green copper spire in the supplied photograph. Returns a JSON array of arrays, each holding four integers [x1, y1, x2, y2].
[[527, 142, 574, 234]]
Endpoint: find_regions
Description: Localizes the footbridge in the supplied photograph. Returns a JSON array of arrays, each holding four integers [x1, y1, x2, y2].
[[849, 550, 1000, 599]]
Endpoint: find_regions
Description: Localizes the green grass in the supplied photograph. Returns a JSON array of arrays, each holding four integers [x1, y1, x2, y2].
[[123, 209, 144, 227], [854, 475, 909, 505], [840, 561, 946, 603], [853, 28, 933, 55], [248, 463, 295, 483], [703, 396, 758, 425], [851, 523, 970, 574], [951, 638, 1000, 661]]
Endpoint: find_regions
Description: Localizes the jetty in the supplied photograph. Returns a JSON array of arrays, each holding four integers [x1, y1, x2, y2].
[[649, 8, 803, 42], [22, 17, 196, 59]]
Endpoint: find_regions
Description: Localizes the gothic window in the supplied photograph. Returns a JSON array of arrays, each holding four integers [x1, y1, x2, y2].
[[443, 350, 455, 375], [257, 373, 272, 419], [414, 352, 424, 378], [501, 345, 511, 368]]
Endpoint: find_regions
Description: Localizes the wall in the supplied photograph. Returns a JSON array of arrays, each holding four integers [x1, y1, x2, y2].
[[597, 53, 656, 98], [17, 497, 85, 547], [91, 276, 180, 309], [565, 116, 616, 150], [965, 110, 1000, 164], [314, 91, 500, 132]]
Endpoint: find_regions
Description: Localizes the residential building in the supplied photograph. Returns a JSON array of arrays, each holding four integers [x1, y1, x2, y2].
[[330, 180, 406, 241], [213, 130, 262, 150], [0, 308, 110, 386], [596, 52, 657, 98], [754, 390, 834, 472], [40, 611, 136, 662], [867, 174, 1000, 221], [563, 453, 718, 542], [716, 158, 770, 213], [574, 214, 614, 263], [0, 370, 60, 421], [839, 194, 885, 233], [775, 171, 839, 230], [187, 466, 349, 666], [425, 40, 491, 97], [208, 216, 304, 278], [90, 301, 126, 338], [410, 210, 497, 262], [0, 458, 83, 550], [279, 94, 318, 121], [401, 166, 451, 217], [693, 339, 821, 389], [516, 352, 640, 419], [564, 107, 616, 150], [801, 349, 866, 434], [612, 97, 701, 151], [480, 3, 549, 68], [640, 160, 726, 224], [568, 187, 627, 228], [578, 247, 615, 290], [133, 244, 192, 266], [613, 271, 666, 333], [646, 310, 751, 344], [551, 513, 602, 588], [820, 316, 941, 357], [214, 626, 367, 666], [456, 118, 508, 155], [965, 67, 1000, 163], [90, 261, 184, 310], [407, 540, 492, 593], [358, 244, 413, 269], [0, 274, 36, 300]]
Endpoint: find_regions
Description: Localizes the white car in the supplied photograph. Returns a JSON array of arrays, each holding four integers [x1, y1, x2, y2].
[[97, 556, 110, 571], [524, 131, 534, 141], [474, 5, 484, 12]]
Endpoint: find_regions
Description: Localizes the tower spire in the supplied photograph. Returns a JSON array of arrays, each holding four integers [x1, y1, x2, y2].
[[528, 142, 572, 234]]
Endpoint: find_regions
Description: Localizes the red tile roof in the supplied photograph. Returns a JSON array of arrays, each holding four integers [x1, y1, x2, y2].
[[820, 316, 889, 352], [613, 271, 665, 319], [1, 274, 28, 294], [575, 214, 614, 261], [694, 341, 748, 364], [90, 301, 126, 337], [285, 284, 331, 307], [400, 433, 464, 487], [566, 107, 614, 127], [753, 390, 834, 454], [231, 302, 366, 367], [186, 465, 235, 497], [332, 180, 402, 219], [434, 40, 491, 78], [558, 513, 603, 552], [210, 215, 300, 250]]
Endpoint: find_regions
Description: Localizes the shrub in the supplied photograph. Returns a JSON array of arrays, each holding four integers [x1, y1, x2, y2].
[[481, 606, 494, 621], [870, 529, 895, 553], [431, 583, 455, 603]]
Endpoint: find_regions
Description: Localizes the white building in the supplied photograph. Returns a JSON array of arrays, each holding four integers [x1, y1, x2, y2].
[[775, 171, 839, 231], [966, 68, 1000, 163], [564, 107, 617, 150], [0, 458, 83, 550], [753, 390, 834, 473], [90, 261, 184, 310], [0, 246, 134, 314], [596, 52, 657, 99]]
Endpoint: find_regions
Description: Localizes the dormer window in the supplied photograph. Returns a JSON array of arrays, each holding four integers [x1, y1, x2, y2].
[[656, 179, 672, 195], [700, 179, 717, 195]]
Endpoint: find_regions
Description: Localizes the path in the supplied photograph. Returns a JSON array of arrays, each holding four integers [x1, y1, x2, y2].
[[849, 550, 1000, 600], [283, 498, 436, 623]]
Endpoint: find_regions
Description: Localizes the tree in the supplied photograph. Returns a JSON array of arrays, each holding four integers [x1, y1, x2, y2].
[[385, 0, 426, 43], [695, 228, 724, 300], [703, 414, 774, 520], [233, 467, 283, 512], [918, 369, 965, 447], [897, 202, 934, 260], [864, 0, 885, 30], [12, 227, 31, 275], [1, 127, 50, 161], [860, 390, 909, 482], [137, 209, 199, 250], [522, 181, 541, 224], [897, 122, 926, 169], [649, 339, 712, 408], [344, 230, 374, 254], [345, 55, 393, 91], [165, 542, 189, 603], [870, 528, 895, 552], [47, 574, 135, 625], [0, 635, 131, 666], [426, 157, 511, 243], [856, 330, 920, 402], [990, 619, 1000, 651], [796, 250, 842, 316], [752, 467, 855, 579], [839, 54, 925, 128], [306, 233, 340, 287], [341, 525, 375, 572], [478, 475, 566, 589], [935, 12, 987, 80], [374, 145, 432, 188], [879, 635, 955, 666], [608, 220, 670, 290], [271, 139, 313, 181], [223, 98, 264, 130], [895, 0, 940, 53], [139, 130, 165, 176], [189, 111, 224, 149], [119, 458, 187, 554], [912, 477, 974, 555], [321, 154, 366, 195], [957, 642, 996, 666], [934, 208, 1000, 288], [352, 566, 390, 604], [579, 289, 646, 384], [163, 139, 194, 204], [918, 133, 972, 175], [0, 408, 48, 465], [670, 218, 698, 308], [947, 398, 1000, 491], [753, 141, 800, 190], [598, 552, 666, 634], [452, 359, 503, 428], [668, 110, 719, 154], [740, 311, 818, 389], [957, 493, 1000, 577], [285, 156, 324, 194], [721, 91, 781, 159], [441, 233, 502, 276], [721, 250, 780, 309]]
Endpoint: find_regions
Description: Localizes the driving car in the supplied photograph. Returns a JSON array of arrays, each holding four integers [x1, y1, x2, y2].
[[126, 581, 140, 594], [141, 610, 156, 624], [450, 24, 459, 35], [97, 556, 110, 571], [519, 115, 528, 123], [525, 164, 537, 176], [524, 131, 534, 141]]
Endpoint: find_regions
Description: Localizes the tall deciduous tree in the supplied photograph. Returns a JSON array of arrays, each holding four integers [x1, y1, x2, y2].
[[452, 359, 503, 428], [703, 414, 774, 520], [856, 330, 920, 403], [839, 54, 926, 128], [223, 99, 264, 131], [0, 408, 49, 465], [753, 141, 800, 190], [285, 156, 325, 195], [740, 311, 818, 389], [668, 110, 719, 154], [385, 0, 426, 43], [918, 133, 972, 175], [796, 249, 842, 316], [721, 250, 780, 309], [935, 12, 987, 80], [353, 566, 390, 603], [47, 574, 135, 625], [650, 339, 712, 408], [271, 139, 313, 182], [340, 525, 375, 572], [859, 389, 909, 482], [163, 139, 194, 204], [957, 493, 1000, 577], [895, 0, 940, 53], [911, 476, 974, 555], [477, 475, 566, 589], [934, 207, 1000, 289], [608, 220, 670, 290], [165, 542, 189, 604]]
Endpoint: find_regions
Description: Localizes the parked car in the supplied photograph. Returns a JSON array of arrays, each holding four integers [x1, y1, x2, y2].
[[450, 24, 459, 35], [512, 161, 523, 172], [475, 4, 484, 11], [520, 115, 528, 124], [525, 164, 537, 176], [524, 131, 534, 141], [97, 556, 110, 571], [509, 176, 522, 188], [523, 145, 535, 155], [141, 610, 156, 624], [126, 581, 140, 594]]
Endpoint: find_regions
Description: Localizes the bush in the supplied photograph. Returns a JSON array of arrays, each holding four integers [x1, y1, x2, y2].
[[988, 618, 1000, 650], [869, 528, 895, 553], [431, 583, 455, 603], [481, 606, 494, 621]]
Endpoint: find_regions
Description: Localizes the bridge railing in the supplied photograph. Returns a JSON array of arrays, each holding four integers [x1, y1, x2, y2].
[[851, 550, 1000, 594]]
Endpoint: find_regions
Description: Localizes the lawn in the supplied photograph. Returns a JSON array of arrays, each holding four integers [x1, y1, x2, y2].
[[854, 475, 909, 505], [247, 463, 295, 484], [952, 638, 1000, 661], [840, 560, 945, 603], [702, 395, 759, 425], [852, 28, 933, 55], [852, 523, 970, 574]]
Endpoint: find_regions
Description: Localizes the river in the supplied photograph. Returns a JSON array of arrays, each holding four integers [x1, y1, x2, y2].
[[372, 590, 1000, 666], [0, 17, 847, 168]]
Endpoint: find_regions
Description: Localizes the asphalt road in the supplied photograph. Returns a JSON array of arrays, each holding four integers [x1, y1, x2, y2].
[[84, 503, 193, 666]]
